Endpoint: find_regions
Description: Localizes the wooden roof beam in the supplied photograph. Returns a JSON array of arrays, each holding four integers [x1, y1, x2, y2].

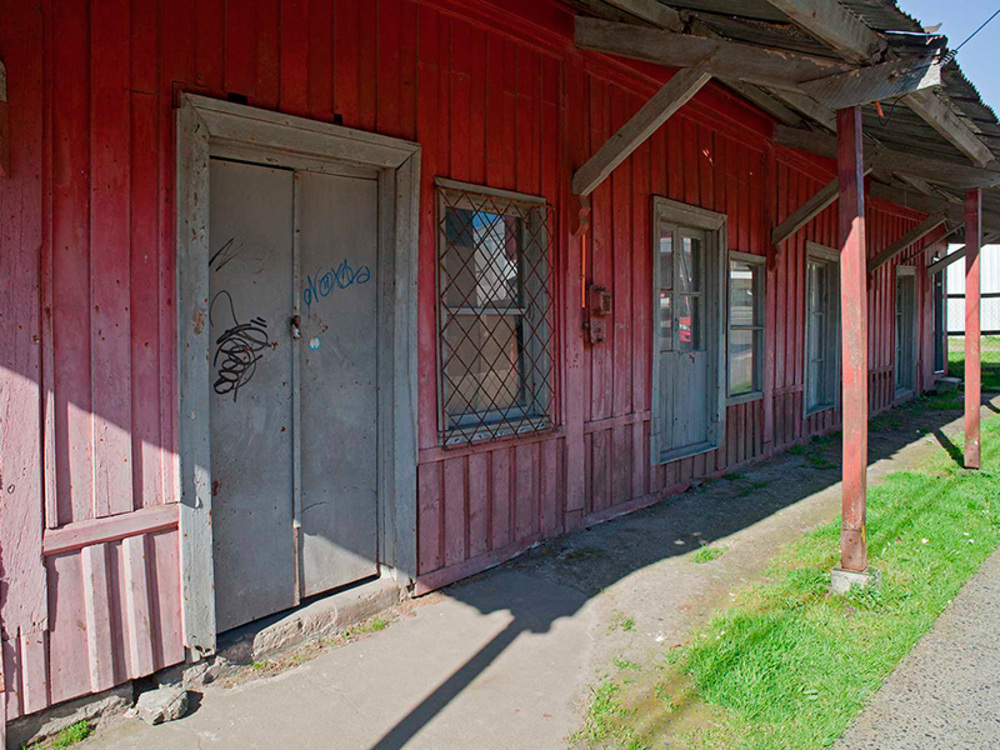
[[601, 0, 684, 31], [904, 89, 995, 168], [799, 56, 941, 110], [572, 64, 712, 196], [575, 18, 940, 109], [762, 0, 886, 65], [771, 168, 872, 246], [575, 17, 847, 92], [774, 124, 1000, 189], [867, 213, 947, 272]]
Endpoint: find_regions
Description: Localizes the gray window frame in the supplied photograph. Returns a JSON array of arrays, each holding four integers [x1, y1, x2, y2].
[[894, 264, 918, 397], [726, 250, 766, 404], [804, 241, 841, 417], [434, 178, 553, 446], [650, 196, 727, 466]]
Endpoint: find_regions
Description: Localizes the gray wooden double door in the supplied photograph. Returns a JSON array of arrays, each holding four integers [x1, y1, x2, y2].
[[208, 158, 380, 632]]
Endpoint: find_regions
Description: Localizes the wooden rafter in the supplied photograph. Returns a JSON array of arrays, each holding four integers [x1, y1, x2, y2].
[[867, 213, 947, 272], [572, 64, 712, 196], [904, 89, 995, 168], [762, 0, 886, 65], [774, 125, 1000, 189]]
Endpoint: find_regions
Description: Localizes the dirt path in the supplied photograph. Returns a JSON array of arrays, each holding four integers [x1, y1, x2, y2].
[[79, 396, 987, 750]]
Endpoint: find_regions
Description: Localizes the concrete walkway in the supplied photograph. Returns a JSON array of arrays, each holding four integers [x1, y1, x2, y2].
[[837, 546, 1000, 750], [78, 400, 987, 750]]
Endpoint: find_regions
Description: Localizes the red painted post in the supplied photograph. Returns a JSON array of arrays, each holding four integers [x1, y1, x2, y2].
[[837, 106, 869, 572], [965, 188, 982, 469]]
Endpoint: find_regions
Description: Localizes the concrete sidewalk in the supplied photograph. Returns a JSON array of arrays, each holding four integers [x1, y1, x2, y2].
[[76, 399, 984, 750], [837, 546, 1000, 750]]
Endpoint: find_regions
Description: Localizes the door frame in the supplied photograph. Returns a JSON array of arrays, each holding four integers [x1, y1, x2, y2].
[[176, 94, 420, 658], [895, 264, 918, 398], [649, 196, 727, 465]]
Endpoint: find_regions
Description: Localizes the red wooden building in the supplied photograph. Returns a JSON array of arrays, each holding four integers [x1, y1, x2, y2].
[[1, 0, 998, 738]]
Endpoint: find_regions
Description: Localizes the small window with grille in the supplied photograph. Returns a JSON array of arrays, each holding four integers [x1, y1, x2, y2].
[[436, 180, 554, 446]]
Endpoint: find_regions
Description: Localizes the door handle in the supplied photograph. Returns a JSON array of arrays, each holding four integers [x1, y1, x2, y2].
[[290, 315, 302, 341]]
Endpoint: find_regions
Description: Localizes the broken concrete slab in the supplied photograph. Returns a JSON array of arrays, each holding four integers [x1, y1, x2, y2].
[[135, 688, 188, 726]]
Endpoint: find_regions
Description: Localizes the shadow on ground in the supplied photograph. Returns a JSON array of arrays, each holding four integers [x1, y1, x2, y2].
[[371, 390, 979, 750]]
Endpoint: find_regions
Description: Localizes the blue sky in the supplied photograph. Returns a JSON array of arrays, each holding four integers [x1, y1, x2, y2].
[[897, 1, 1000, 113]]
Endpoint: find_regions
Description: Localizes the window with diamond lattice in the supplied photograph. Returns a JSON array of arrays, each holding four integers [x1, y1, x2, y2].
[[437, 182, 554, 445]]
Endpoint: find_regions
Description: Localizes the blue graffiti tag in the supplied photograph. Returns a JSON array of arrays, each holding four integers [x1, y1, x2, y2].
[[303, 258, 372, 313]]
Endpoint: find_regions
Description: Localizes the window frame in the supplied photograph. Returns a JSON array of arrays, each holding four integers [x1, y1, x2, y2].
[[932, 265, 947, 374], [894, 264, 918, 398], [650, 196, 727, 466], [434, 177, 554, 447], [726, 250, 766, 405], [803, 241, 841, 417]]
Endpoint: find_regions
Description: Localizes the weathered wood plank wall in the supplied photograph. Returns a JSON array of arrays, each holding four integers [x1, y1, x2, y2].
[[0, 0, 942, 722]]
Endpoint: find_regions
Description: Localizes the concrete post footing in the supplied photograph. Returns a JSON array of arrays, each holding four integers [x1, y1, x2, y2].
[[831, 566, 880, 595]]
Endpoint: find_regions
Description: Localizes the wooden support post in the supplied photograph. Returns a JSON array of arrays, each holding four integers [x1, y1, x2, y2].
[[838, 106, 868, 573], [965, 188, 982, 469]]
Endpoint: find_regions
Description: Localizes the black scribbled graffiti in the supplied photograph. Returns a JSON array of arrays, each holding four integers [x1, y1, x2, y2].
[[210, 290, 270, 401], [209, 237, 245, 273]]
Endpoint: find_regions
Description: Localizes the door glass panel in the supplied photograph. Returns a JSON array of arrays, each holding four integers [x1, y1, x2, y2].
[[658, 291, 673, 352], [658, 228, 673, 290], [676, 294, 701, 352], [678, 234, 701, 292]]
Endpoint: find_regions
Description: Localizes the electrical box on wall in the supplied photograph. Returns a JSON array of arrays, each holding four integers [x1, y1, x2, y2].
[[586, 284, 612, 344]]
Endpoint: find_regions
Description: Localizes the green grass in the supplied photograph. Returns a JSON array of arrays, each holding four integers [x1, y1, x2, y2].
[[949, 335, 1000, 392], [693, 546, 729, 564], [24, 721, 93, 750], [573, 408, 1000, 750]]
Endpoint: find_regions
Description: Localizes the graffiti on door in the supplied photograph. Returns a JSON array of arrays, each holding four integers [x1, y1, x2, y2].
[[210, 289, 271, 401], [303, 258, 371, 313]]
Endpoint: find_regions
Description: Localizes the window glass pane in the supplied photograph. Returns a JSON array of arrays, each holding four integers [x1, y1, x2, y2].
[[658, 291, 673, 352], [676, 294, 701, 352], [658, 228, 673, 290], [729, 328, 756, 395], [729, 260, 757, 327], [442, 313, 525, 419], [442, 207, 521, 309], [678, 235, 701, 292], [806, 256, 837, 412]]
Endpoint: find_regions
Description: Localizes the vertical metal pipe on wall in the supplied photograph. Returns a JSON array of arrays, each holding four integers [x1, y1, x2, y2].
[[965, 188, 982, 469], [837, 106, 869, 572]]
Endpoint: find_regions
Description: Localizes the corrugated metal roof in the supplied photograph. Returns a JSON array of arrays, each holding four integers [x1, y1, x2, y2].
[[571, 0, 1000, 212]]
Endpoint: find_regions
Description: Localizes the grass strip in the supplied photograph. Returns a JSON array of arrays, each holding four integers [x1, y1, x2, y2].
[[574, 404, 1000, 750]]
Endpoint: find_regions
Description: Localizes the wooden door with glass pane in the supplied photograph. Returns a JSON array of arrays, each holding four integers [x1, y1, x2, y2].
[[656, 223, 713, 457]]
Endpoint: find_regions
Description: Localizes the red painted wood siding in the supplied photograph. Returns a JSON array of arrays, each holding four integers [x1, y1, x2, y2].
[[0, 0, 945, 720]]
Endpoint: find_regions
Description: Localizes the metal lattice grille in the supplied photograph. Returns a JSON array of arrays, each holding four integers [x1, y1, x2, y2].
[[437, 185, 554, 445]]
